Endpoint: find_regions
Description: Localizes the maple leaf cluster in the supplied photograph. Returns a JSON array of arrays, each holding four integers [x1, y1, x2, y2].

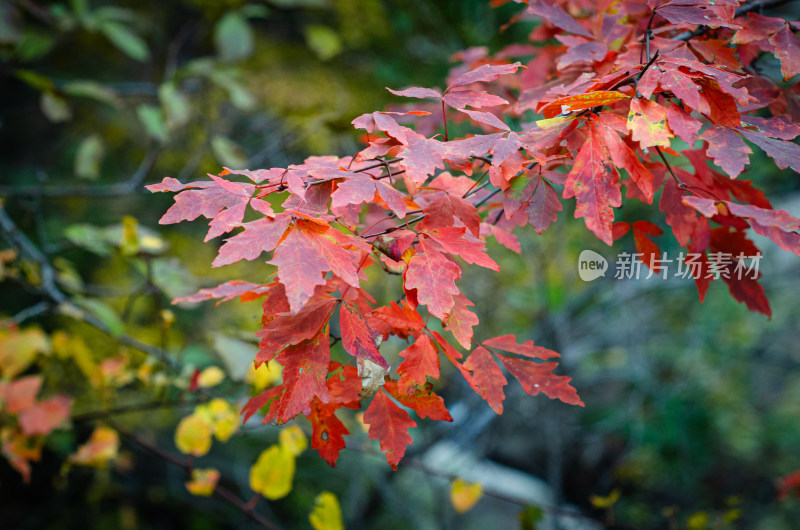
[[0, 374, 72, 481], [149, 0, 800, 468]]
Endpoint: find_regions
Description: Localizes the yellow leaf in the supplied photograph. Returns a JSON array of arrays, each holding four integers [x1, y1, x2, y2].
[[137, 362, 154, 383], [69, 426, 119, 468], [309, 491, 344, 530], [120, 216, 139, 256], [52, 331, 100, 384], [246, 360, 283, 391], [535, 115, 576, 130], [0, 327, 49, 379], [354, 412, 368, 433], [186, 468, 220, 496], [175, 413, 213, 456], [687, 512, 710, 530], [198, 366, 226, 388], [160, 309, 175, 327], [250, 444, 295, 500], [450, 479, 482, 513], [196, 398, 239, 442], [589, 489, 620, 509], [279, 425, 308, 456]]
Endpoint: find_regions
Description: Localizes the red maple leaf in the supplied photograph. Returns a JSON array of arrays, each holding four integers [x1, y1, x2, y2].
[[363, 389, 416, 470], [462, 346, 507, 414], [397, 334, 440, 387], [339, 303, 390, 369], [403, 239, 462, 320], [307, 398, 352, 467], [563, 118, 622, 245]]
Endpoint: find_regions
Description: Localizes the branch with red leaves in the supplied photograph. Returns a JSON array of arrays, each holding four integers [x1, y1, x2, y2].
[[149, 0, 800, 470]]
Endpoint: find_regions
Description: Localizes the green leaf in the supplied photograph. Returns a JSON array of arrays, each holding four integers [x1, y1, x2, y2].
[[63, 80, 121, 108], [240, 5, 270, 18], [64, 224, 113, 256], [150, 258, 196, 301], [92, 7, 140, 24], [52, 257, 85, 292], [136, 104, 169, 143], [15, 31, 58, 61], [75, 134, 104, 180], [207, 69, 256, 110], [211, 135, 247, 168], [214, 12, 254, 63], [73, 297, 125, 337], [15, 69, 54, 92], [212, 333, 258, 381], [518, 505, 545, 530], [99, 20, 149, 61], [69, 0, 90, 18], [158, 83, 190, 129], [304, 25, 342, 61], [41, 92, 72, 122], [64, 221, 167, 256]]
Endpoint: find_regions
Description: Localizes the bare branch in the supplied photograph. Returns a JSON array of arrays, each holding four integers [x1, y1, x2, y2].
[[114, 425, 282, 530], [0, 150, 160, 198]]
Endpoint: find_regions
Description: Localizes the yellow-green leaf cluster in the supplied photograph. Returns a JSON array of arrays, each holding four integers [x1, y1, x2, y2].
[[249, 425, 308, 500], [450, 478, 483, 513], [185, 468, 220, 497], [68, 426, 119, 468], [309, 491, 344, 530], [174, 398, 239, 456]]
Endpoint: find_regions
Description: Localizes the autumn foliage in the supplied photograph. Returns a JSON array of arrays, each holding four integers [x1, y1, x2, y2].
[[147, 0, 800, 470]]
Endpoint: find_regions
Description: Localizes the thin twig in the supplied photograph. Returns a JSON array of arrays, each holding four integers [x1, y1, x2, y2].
[[0, 301, 50, 329], [72, 398, 208, 422], [654, 146, 683, 188], [0, 150, 160, 198], [463, 178, 492, 199], [673, 0, 795, 42], [114, 426, 281, 530], [441, 100, 449, 141], [0, 205, 180, 368], [473, 187, 501, 209]]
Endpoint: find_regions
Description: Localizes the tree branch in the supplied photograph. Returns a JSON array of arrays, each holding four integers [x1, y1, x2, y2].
[[0, 204, 180, 369], [114, 425, 282, 530], [0, 150, 160, 198], [0, 301, 50, 329], [674, 0, 796, 42], [72, 398, 208, 422]]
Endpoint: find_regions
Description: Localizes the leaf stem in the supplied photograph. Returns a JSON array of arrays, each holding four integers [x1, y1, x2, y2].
[[442, 100, 449, 142]]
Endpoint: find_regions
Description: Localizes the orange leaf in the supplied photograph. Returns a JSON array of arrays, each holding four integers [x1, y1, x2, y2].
[[397, 334, 440, 387], [541, 91, 630, 119], [627, 98, 673, 149], [17, 395, 71, 436]]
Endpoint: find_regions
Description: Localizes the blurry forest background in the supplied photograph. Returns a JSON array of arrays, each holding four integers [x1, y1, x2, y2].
[[1, 0, 800, 528]]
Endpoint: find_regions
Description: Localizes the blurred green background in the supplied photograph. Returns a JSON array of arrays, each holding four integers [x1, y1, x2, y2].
[[2, 0, 800, 528]]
